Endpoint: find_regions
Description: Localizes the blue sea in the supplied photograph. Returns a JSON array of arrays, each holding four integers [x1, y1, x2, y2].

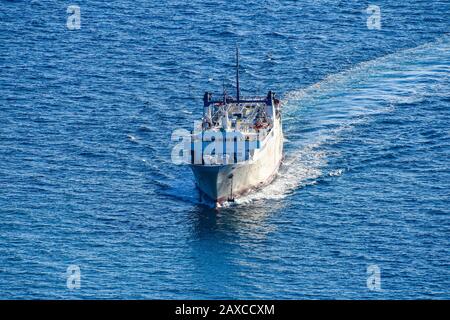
[[0, 0, 449, 299]]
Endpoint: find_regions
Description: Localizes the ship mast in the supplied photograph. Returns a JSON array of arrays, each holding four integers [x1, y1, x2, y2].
[[236, 46, 240, 103]]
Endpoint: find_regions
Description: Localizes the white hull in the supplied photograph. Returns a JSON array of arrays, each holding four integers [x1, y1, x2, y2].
[[190, 118, 283, 203]]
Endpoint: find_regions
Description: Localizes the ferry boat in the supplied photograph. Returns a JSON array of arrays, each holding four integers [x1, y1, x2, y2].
[[189, 48, 283, 206]]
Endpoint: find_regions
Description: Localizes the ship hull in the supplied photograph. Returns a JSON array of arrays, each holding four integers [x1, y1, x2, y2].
[[190, 119, 283, 204]]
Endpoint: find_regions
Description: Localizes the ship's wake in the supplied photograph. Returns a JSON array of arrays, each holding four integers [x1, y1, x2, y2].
[[230, 34, 450, 206]]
